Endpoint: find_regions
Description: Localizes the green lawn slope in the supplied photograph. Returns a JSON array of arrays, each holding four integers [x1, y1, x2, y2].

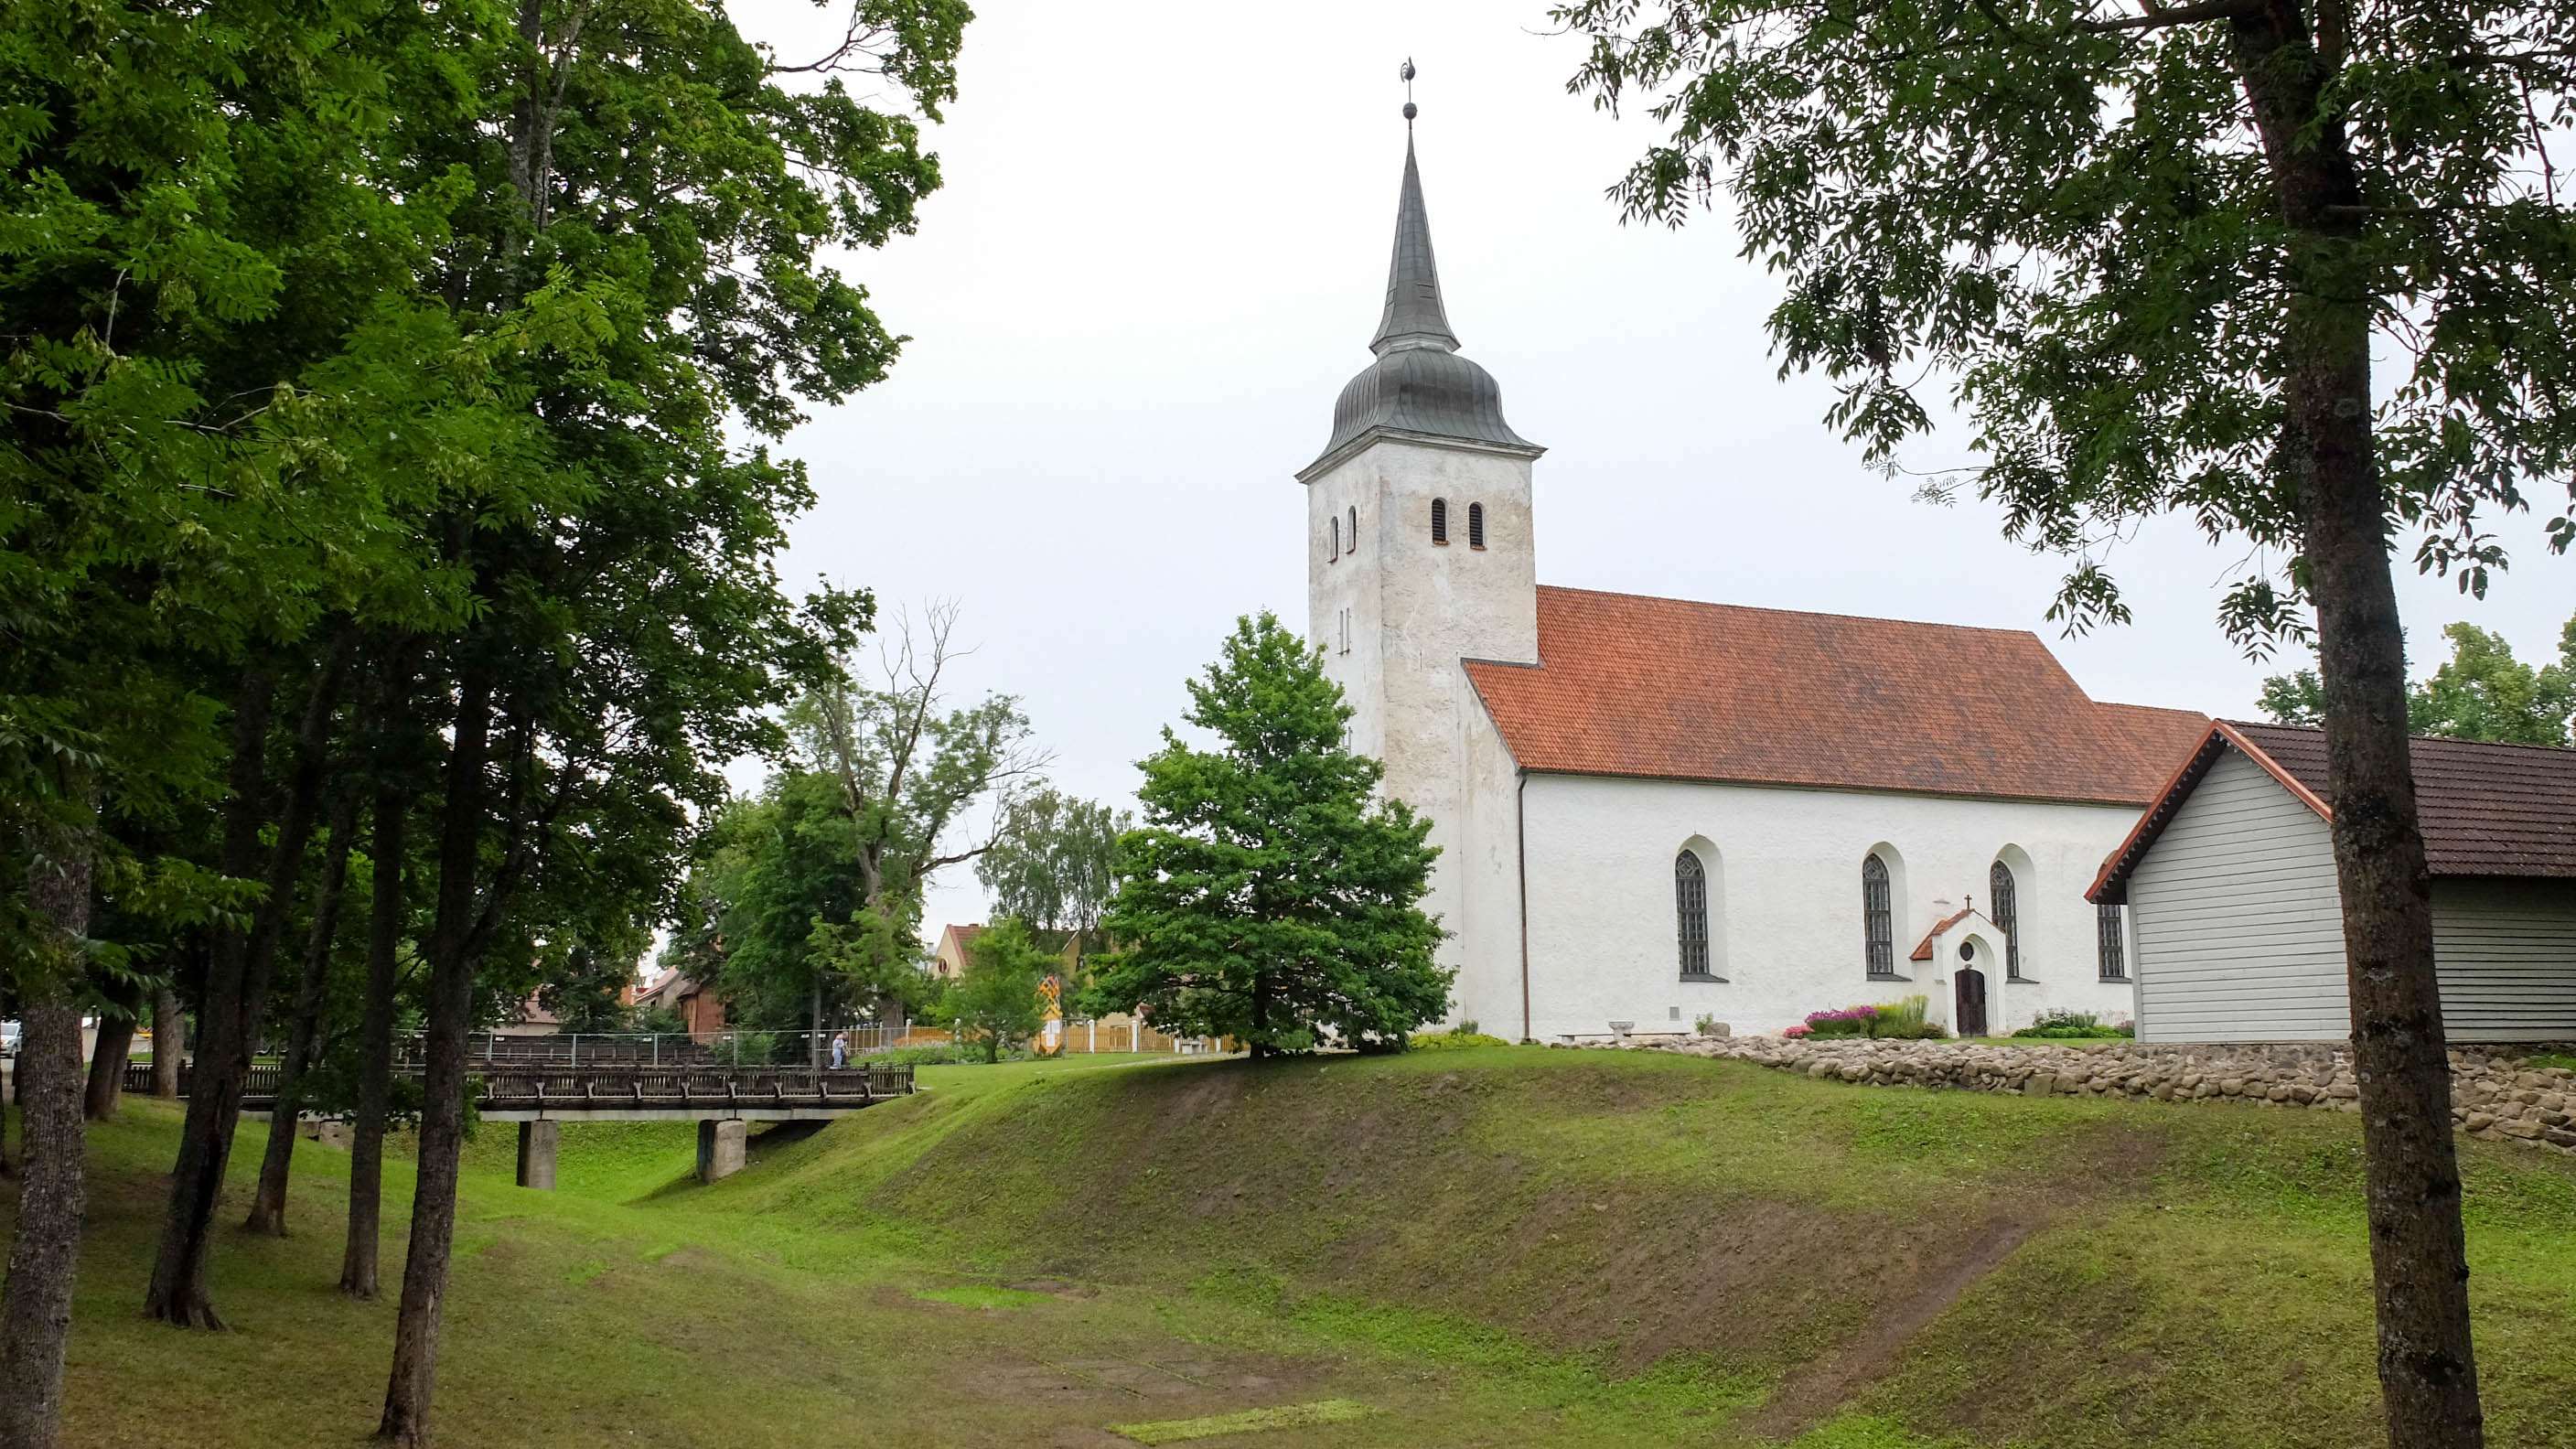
[[718, 1046, 2576, 1448], [7, 1046, 2572, 1447]]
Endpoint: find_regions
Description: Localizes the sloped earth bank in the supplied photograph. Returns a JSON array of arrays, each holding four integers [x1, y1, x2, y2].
[[16, 1047, 2576, 1447], [718, 1046, 2576, 1448]]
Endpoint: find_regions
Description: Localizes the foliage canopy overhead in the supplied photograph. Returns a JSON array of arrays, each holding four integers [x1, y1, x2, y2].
[[1558, 0, 2576, 646]]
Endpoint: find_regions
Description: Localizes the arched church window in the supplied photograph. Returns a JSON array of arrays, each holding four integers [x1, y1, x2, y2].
[[1329, 516, 1340, 560], [1990, 859, 2023, 979], [1468, 502, 1486, 548], [1862, 854, 1895, 978], [2097, 903, 2128, 981], [1675, 851, 1711, 978], [1348, 505, 1358, 551], [1431, 498, 1449, 543]]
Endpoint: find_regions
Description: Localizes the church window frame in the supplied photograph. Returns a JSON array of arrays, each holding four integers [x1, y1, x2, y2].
[[1431, 498, 1449, 544], [1862, 853, 1898, 979], [1468, 501, 1487, 549], [1990, 856, 2026, 980], [1348, 504, 1359, 552], [1669, 845, 1710, 980], [2096, 903, 2129, 981], [1328, 515, 1340, 561]]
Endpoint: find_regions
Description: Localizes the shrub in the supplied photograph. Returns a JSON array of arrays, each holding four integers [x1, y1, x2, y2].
[[1782, 1025, 1812, 1038], [1409, 1024, 1510, 1052], [2011, 1008, 2132, 1040], [1694, 1013, 1723, 1036], [1864, 994, 1948, 1040]]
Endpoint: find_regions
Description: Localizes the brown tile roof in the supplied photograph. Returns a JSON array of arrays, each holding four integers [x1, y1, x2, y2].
[[1908, 907, 1979, 961], [2088, 721, 2576, 901], [1462, 587, 2208, 806]]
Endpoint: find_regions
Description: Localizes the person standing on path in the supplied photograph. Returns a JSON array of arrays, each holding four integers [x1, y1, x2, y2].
[[830, 1033, 848, 1069]]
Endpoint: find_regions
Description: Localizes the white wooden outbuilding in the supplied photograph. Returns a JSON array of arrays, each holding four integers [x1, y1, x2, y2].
[[2088, 722, 2576, 1043]]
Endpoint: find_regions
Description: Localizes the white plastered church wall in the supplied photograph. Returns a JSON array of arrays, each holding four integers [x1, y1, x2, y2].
[[1509, 773, 2142, 1039], [1308, 435, 1537, 1000]]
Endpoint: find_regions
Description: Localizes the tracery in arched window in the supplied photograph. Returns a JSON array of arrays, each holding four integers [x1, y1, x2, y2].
[[1990, 859, 2023, 979], [1675, 851, 1711, 978], [1862, 854, 1895, 978]]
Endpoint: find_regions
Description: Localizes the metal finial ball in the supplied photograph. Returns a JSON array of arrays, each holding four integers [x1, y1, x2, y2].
[[1402, 102, 1417, 121]]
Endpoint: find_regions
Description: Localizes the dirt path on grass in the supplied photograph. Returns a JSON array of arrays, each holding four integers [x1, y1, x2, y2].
[[1740, 1128, 2167, 1442], [1737, 1213, 2037, 1440]]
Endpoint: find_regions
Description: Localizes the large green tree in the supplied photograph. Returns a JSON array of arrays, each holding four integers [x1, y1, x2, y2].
[[2265, 610, 2576, 743], [1085, 614, 1446, 1058], [1559, 3, 2576, 1439], [353, 0, 959, 1436], [975, 787, 1131, 951], [789, 602, 1046, 1036], [1, 0, 510, 1431]]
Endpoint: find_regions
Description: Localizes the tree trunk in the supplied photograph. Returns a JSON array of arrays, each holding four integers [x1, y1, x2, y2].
[[0, 808, 94, 1449], [249, 786, 361, 1235], [150, 988, 184, 1099], [341, 783, 406, 1300], [1249, 969, 1271, 1060], [144, 665, 275, 1329], [148, 649, 343, 1328], [81, 1014, 133, 1122], [2231, 10, 2484, 1446], [378, 669, 492, 1445]]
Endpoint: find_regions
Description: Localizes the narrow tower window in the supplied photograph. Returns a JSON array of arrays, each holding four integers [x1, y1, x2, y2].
[[1675, 852, 1711, 979], [1862, 854, 1895, 978], [1990, 859, 2023, 979], [2097, 903, 2129, 981], [1431, 498, 1448, 543], [1329, 516, 1340, 560], [1467, 502, 1486, 549], [1347, 505, 1358, 552]]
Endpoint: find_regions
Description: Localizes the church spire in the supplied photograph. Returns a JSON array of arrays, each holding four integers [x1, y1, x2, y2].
[[1368, 138, 1461, 357], [1300, 66, 1538, 478]]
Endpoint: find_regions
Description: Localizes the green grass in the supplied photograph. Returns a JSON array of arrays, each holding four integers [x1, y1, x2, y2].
[[1112, 1398, 1379, 1443], [10, 1046, 2575, 1447], [909, 1282, 1053, 1309]]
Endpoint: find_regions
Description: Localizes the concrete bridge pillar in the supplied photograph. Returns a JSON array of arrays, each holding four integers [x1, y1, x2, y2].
[[516, 1120, 560, 1190], [696, 1118, 746, 1183]]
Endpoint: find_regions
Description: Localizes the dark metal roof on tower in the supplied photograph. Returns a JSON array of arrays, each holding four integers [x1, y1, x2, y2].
[[1304, 96, 1540, 479], [1368, 141, 1461, 356]]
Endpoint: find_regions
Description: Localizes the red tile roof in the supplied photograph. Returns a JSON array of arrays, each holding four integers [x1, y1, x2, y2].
[[1908, 907, 1979, 961], [2089, 721, 2576, 901], [1463, 587, 2207, 806]]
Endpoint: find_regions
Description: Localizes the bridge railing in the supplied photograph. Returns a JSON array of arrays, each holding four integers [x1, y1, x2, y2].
[[122, 1060, 915, 1111], [475, 1064, 912, 1111]]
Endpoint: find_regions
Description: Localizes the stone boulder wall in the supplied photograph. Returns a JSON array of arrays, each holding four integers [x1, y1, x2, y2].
[[1553, 1035, 2576, 1157]]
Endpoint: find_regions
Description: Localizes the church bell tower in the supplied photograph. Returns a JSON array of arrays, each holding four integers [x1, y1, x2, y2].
[[1298, 113, 1543, 881]]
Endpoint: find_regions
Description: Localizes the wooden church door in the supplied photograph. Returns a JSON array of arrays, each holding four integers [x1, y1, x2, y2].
[[1955, 964, 1988, 1039]]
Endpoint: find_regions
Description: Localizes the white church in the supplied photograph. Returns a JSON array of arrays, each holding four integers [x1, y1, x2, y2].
[[1302, 138, 2210, 1041]]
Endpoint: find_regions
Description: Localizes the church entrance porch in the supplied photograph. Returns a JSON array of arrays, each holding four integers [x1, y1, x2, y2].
[[1954, 957, 1990, 1039]]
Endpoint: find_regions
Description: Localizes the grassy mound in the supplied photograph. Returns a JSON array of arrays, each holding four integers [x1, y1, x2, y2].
[[8, 1047, 2572, 1446], [718, 1046, 2576, 1448]]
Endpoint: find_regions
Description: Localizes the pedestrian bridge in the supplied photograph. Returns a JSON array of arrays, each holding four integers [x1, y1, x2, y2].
[[128, 1060, 915, 1186]]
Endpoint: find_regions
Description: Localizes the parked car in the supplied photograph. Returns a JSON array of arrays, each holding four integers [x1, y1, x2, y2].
[[1, 1020, 21, 1057]]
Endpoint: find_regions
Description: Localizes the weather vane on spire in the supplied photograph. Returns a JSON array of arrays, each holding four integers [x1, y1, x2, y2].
[[1401, 58, 1418, 127]]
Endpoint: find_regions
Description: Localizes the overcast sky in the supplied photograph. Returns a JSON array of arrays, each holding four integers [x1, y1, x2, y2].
[[730, 0, 2576, 945]]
